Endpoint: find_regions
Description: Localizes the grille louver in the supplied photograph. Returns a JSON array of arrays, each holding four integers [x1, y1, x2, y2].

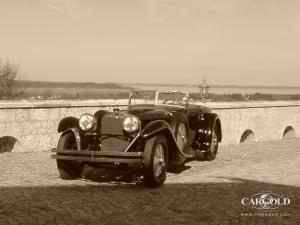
[[101, 112, 130, 152]]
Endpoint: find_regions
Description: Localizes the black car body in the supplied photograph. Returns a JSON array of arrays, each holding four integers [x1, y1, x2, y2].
[[51, 91, 222, 187]]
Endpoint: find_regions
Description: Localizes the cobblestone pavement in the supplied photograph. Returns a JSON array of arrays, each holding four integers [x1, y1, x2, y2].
[[0, 138, 299, 225]]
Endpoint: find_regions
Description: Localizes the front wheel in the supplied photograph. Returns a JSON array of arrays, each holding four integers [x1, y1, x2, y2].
[[56, 132, 83, 180], [143, 135, 168, 188]]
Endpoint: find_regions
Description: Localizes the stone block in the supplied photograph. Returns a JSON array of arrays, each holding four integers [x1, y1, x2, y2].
[[30, 108, 60, 121], [24, 121, 57, 135], [0, 109, 15, 122], [4, 121, 28, 137], [15, 109, 30, 121], [20, 134, 52, 152]]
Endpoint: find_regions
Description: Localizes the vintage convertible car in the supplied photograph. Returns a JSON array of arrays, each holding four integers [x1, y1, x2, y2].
[[51, 91, 222, 187]]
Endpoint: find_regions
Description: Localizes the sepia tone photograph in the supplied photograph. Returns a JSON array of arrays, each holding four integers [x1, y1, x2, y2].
[[0, 0, 299, 224]]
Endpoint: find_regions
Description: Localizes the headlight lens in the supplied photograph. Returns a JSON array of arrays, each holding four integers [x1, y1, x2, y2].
[[123, 116, 140, 133], [79, 113, 96, 131]]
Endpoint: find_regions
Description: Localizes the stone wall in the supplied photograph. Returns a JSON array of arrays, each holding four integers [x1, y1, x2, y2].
[[202, 101, 300, 145], [0, 100, 299, 152]]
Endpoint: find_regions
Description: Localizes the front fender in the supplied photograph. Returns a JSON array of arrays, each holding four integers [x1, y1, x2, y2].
[[139, 120, 192, 165], [60, 128, 81, 150], [57, 117, 79, 133], [141, 120, 171, 139]]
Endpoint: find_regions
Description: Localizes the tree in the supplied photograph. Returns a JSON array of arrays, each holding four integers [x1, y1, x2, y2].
[[0, 59, 24, 100]]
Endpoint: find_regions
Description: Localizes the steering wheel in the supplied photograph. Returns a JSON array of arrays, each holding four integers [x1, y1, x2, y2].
[[162, 99, 183, 105]]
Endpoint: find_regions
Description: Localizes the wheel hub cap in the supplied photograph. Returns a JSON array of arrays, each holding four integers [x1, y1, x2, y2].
[[153, 144, 165, 177]]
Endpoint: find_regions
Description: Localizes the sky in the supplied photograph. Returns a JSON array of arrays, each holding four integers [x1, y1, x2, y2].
[[0, 0, 300, 86]]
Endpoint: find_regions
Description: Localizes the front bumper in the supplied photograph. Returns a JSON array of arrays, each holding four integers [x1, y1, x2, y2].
[[51, 149, 144, 165]]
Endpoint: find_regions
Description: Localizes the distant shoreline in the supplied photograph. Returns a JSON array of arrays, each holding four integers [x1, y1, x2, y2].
[[14, 80, 300, 90], [122, 83, 300, 90], [2, 79, 300, 100]]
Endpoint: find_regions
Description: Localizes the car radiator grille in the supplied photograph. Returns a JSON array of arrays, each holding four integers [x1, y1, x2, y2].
[[100, 112, 130, 152]]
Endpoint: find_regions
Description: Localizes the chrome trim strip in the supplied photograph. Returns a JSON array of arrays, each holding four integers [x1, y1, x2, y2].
[[51, 149, 144, 157], [124, 132, 141, 152], [51, 155, 143, 164]]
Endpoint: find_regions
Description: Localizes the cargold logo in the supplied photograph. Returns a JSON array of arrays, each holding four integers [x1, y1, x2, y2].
[[241, 192, 291, 210]]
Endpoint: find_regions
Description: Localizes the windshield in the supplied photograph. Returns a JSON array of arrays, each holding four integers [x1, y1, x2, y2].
[[129, 90, 157, 106], [157, 91, 189, 106], [129, 90, 189, 106]]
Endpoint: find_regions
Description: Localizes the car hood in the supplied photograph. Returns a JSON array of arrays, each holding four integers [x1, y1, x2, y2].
[[123, 104, 211, 121]]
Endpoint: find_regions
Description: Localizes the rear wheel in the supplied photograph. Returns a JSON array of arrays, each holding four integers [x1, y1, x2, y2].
[[203, 126, 219, 161], [143, 135, 168, 188], [56, 133, 83, 179]]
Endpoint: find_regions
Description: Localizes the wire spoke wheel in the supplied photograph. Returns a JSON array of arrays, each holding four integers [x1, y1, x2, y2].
[[144, 135, 168, 188], [176, 123, 188, 151], [211, 129, 218, 153], [203, 126, 219, 161], [153, 144, 165, 177]]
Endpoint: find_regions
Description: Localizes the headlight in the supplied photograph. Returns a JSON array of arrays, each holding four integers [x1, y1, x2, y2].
[[79, 113, 96, 131], [123, 116, 141, 133]]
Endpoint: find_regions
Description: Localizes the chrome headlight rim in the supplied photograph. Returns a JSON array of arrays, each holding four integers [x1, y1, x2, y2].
[[79, 113, 97, 131], [122, 115, 141, 133]]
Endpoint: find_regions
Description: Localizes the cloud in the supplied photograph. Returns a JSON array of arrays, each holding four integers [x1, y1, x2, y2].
[[46, 0, 82, 20], [46, 0, 65, 11], [142, 0, 238, 24], [46, 0, 79, 13]]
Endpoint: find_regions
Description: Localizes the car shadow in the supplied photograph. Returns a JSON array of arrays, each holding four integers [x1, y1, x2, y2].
[[80, 163, 193, 181], [0, 177, 298, 225]]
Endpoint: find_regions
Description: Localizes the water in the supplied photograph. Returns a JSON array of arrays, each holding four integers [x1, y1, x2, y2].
[[126, 84, 300, 95]]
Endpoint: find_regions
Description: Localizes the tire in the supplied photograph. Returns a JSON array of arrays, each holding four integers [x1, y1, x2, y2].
[[170, 113, 189, 153], [143, 135, 168, 188], [56, 133, 83, 180], [203, 126, 219, 161]]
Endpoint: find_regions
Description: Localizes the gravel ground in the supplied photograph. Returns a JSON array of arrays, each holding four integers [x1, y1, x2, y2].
[[0, 138, 299, 225]]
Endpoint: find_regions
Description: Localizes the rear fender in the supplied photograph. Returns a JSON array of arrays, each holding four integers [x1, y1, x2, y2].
[[60, 128, 81, 150], [194, 113, 221, 151]]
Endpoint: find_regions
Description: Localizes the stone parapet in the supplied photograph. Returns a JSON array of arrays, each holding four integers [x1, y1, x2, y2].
[[0, 100, 299, 152]]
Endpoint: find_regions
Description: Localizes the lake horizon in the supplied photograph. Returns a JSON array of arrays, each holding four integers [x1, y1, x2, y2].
[[124, 83, 300, 95]]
